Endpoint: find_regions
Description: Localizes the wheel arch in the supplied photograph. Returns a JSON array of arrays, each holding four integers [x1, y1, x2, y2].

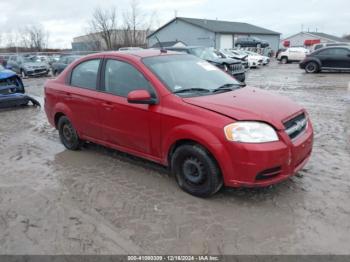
[[162, 125, 232, 182], [52, 102, 75, 129]]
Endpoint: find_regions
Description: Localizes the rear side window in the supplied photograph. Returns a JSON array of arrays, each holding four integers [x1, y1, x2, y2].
[[103, 59, 154, 97], [71, 59, 100, 90], [318, 48, 349, 56]]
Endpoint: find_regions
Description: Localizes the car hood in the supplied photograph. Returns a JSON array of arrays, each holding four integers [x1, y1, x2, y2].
[[0, 69, 16, 79], [183, 87, 304, 130], [208, 58, 240, 65], [23, 62, 47, 67]]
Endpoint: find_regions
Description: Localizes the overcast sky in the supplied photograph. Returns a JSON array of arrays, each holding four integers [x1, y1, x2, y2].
[[0, 0, 349, 49]]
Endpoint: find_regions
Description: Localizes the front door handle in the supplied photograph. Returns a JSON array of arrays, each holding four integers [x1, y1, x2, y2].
[[102, 102, 115, 110]]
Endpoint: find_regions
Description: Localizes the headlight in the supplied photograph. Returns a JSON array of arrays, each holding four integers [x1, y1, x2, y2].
[[224, 122, 279, 143]]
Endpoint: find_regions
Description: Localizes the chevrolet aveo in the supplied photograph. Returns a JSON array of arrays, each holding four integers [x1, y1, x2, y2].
[[44, 50, 313, 197]]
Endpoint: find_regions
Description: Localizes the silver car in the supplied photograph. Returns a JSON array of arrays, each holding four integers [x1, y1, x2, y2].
[[7, 55, 50, 78]]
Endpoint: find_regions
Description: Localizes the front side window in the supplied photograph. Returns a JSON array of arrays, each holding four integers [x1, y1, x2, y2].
[[70, 59, 100, 90], [104, 59, 154, 97], [317, 48, 349, 56]]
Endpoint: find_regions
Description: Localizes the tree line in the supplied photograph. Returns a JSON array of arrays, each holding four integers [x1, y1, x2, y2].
[[0, 0, 157, 52]]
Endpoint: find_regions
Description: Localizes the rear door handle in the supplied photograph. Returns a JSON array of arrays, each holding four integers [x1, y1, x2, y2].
[[64, 92, 73, 100]]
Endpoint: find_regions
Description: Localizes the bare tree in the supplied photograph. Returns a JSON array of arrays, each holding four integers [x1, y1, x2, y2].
[[123, 0, 155, 47], [88, 7, 118, 50], [20, 25, 49, 51]]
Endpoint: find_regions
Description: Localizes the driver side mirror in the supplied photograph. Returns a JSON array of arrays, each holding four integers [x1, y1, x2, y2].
[[127, 90, 157, 105]]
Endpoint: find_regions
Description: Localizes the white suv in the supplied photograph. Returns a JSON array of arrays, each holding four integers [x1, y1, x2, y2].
[[277, 47, 309, 64]]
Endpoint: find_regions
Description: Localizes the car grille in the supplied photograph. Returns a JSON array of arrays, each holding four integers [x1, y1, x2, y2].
[[284, 113, 307, 140], [230, 64, 244, 73]]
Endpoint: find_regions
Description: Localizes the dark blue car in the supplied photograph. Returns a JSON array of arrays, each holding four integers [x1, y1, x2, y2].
[[0, 65, 40, 109]]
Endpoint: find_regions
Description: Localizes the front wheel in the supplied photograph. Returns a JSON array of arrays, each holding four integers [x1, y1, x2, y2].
[[171, 144, 223, 198], [305, 62, 319, 73], [20, 69, 27, 78], [58, 116, 82, 150]]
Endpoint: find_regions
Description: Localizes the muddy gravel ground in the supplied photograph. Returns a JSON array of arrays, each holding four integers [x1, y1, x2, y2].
[[0, 61, 349, 255]]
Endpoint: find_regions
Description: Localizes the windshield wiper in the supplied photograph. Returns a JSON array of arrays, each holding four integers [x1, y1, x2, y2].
[[173, 88, 211, 94], [212, 83, 242, 93]]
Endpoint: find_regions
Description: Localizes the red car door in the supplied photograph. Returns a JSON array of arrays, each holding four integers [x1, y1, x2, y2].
[[67, 58, 104, 140], [99, 58, 161, 158]]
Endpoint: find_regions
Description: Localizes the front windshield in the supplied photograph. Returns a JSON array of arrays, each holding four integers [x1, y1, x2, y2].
[[143, 55, 240, 97], [190, 47, 220, 61]]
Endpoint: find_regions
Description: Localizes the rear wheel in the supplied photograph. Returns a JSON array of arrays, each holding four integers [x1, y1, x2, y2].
[[305, 61, 319, 73], [171, 144, 223, 198], [58, 116, 82, 150], [280, 57, 288, 64]]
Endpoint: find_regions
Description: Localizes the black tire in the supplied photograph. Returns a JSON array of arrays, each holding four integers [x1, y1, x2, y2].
[[305, 61, 319, 73], [281, 57, 288, 64], [171, 144, 223, 198], [58, 116, 81, 150]]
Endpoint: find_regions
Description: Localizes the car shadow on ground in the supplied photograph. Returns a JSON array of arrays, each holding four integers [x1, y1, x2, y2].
[[78, 142, 303, 202]]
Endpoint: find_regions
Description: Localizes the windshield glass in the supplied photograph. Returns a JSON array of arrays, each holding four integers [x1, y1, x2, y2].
[[190, 47, 219, 61], [143, 55, 240, 97]]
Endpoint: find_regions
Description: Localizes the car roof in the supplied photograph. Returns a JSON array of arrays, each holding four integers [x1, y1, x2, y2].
[[84, 50, 183, 59], [319, 46, 350, 50]]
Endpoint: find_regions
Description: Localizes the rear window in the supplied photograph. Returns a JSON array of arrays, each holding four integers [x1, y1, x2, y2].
[[70, 59, 100, 90]]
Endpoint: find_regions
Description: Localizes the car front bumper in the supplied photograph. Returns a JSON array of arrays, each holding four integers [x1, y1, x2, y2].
[[219, 120, 314, 188], [25, 69, 49, 76], [232, 72, 246, 82]]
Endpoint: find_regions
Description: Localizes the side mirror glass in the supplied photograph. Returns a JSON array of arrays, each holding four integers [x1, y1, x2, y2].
[[127, 90, 156, 105]]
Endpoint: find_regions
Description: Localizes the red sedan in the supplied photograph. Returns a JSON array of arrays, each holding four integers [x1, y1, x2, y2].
[[44, 50, 313, 197]]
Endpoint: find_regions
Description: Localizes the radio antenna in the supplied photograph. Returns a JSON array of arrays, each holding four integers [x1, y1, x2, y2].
[[154, 35, 167, 53]]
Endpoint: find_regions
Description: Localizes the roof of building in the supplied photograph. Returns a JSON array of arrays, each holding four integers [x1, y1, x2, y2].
[[151, 40, 186, 48], [307, 32, 350, 42], [147, 17, 281, 38], [283, 32, 350, 43]]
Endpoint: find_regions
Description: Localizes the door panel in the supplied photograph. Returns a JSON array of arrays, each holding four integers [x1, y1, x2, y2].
[[100, 58, 161, 157], [65, 88, 104, 139], [67, 58, 103, 140], [99, 94, 159, 155]]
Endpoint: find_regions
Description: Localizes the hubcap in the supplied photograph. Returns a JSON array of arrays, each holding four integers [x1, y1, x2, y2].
[[62, 124, 73, 142], [307, 63, 316, 72], [182, 157, 205, 185]]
